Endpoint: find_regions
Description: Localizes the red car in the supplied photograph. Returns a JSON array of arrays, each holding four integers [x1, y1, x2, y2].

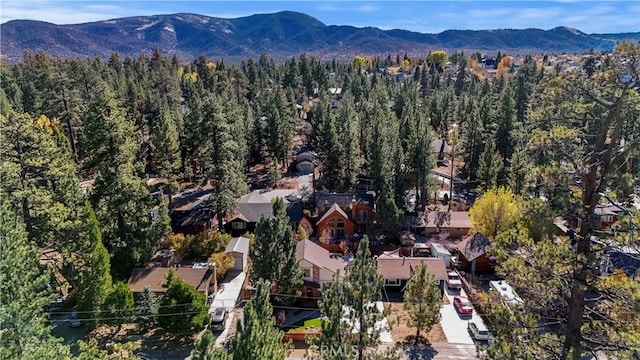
[[453, 296, 474, 315]]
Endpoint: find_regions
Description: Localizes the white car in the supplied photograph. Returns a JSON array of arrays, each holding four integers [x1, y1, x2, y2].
[[468, 320, 492, 341], [447, 270, 462, 290]]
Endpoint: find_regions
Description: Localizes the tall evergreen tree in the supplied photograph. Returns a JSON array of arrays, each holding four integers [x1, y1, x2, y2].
[[83, 82, 165, 278], [0, 195, 71, 359], [149, 103, 181, 182], [231, 279, 291, 360], [344, 236, 386, 360], [250, 198, 303, 304], [315, 271, 351, 360], [488, 43, 640, 360], [74, 201, 113, 326], [199, 92, 249, 229], [508, 147, 532, 195], [0, 111, 82, 246], [477, 140, 503, 192]]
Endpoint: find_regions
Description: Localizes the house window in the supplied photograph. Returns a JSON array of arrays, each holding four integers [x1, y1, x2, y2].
[[232, 221, 246, 230], [384, 279, 400, 286], [304, 268, 311, 278], [358, 210, 368, 223], [601, 215, 613, 223], [327, 218, 346, 239]]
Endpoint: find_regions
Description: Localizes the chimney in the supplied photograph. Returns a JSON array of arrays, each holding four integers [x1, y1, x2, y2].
[[351, 195, 357, 221]]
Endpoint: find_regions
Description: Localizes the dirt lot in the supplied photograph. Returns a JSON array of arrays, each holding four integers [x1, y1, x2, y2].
[[385, 302, 447, 345]]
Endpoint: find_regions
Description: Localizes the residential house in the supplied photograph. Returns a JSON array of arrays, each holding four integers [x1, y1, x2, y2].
[[225, 190, 303, 236], [127, 266, 215, 297], [296, 239, 348, 301], [593, 204, 621, 229], [593, 237, 640, 280], [170, 204, 216, 235], [169, 187, 216, 235], [315, 192, 375, 242], [426, 211, 472, 239], [456, 232, 496, 276], [295, 150, 316, 175], [432, 138, 450, 166], [405, 210, 472, 240], [601, 247, 640, 280], [225, 236, 250, 272], [375, 250, 448, 294]]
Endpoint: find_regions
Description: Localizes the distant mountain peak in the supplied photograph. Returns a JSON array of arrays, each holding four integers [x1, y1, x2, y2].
[[551, 26, 584, 35], [1, 12, 635, 63]]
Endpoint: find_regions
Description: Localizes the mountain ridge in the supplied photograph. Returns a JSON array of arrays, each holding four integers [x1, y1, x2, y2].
[[2, 11, 638, 63]]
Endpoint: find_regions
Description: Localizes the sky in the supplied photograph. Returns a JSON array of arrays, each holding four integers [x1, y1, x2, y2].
[[1, 1, 639, 34]]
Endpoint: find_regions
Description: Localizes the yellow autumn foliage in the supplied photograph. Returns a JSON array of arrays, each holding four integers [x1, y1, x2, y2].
[[35, 114, 59, 133], [469, 187, 521, 239], [208, 252, 235, 281]]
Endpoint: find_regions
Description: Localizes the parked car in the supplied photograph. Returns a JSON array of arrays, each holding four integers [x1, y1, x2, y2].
[[209, 307, 228, 331], [447, 270, 462, 290], [468, 320, 492, 341], [453, 296, 474, 315]]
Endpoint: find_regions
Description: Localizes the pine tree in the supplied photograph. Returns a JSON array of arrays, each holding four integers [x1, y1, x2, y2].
[[0, 195, 72, 359], [74, 201, 113, 326], [136, 286, 159, 332], [460, 102, 484, 181], [250, 198, 303, 304], [403, 264, 443, 345], [316, 271, 351, 360], [477, 140, 503, 192], [508, 147, 532, 195], [374, 192, 403, 240], [199, 92, 249, 231], [149, 103, 181, 182], [158, 269, 209, 333], [231, 279, 291, 360], [344, 236, 385, 360], [83, 82, 165, 278], [500, 43, 640, 359], [0, 111, 82, 246], [191, 330, 229, 360], [102, 281, 135, 328]]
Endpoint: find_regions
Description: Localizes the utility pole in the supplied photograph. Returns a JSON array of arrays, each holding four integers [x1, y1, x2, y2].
[[447, 123, 458, 212]]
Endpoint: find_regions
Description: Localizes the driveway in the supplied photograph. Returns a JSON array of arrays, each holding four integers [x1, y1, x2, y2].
[[439, 287, 480, 345], [209, 271, 246, 346]]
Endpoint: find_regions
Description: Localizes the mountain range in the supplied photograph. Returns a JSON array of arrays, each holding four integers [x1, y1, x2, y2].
[[1, 11, 639, 63]]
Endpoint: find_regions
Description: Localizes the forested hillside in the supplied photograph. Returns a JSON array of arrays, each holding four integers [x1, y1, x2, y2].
[[1, 45, 639, 358], [1, 11, 632, 63]]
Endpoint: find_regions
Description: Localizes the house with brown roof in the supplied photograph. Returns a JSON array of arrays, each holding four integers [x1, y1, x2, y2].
[[456, 232, 496, 276], [315, 192, 374, 242], [375, 251, 448, 293], [127, 266, 215, 297], [405, 210, 472, 239], [424, 211, 473, 239], [296, 239, 347, 302]]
